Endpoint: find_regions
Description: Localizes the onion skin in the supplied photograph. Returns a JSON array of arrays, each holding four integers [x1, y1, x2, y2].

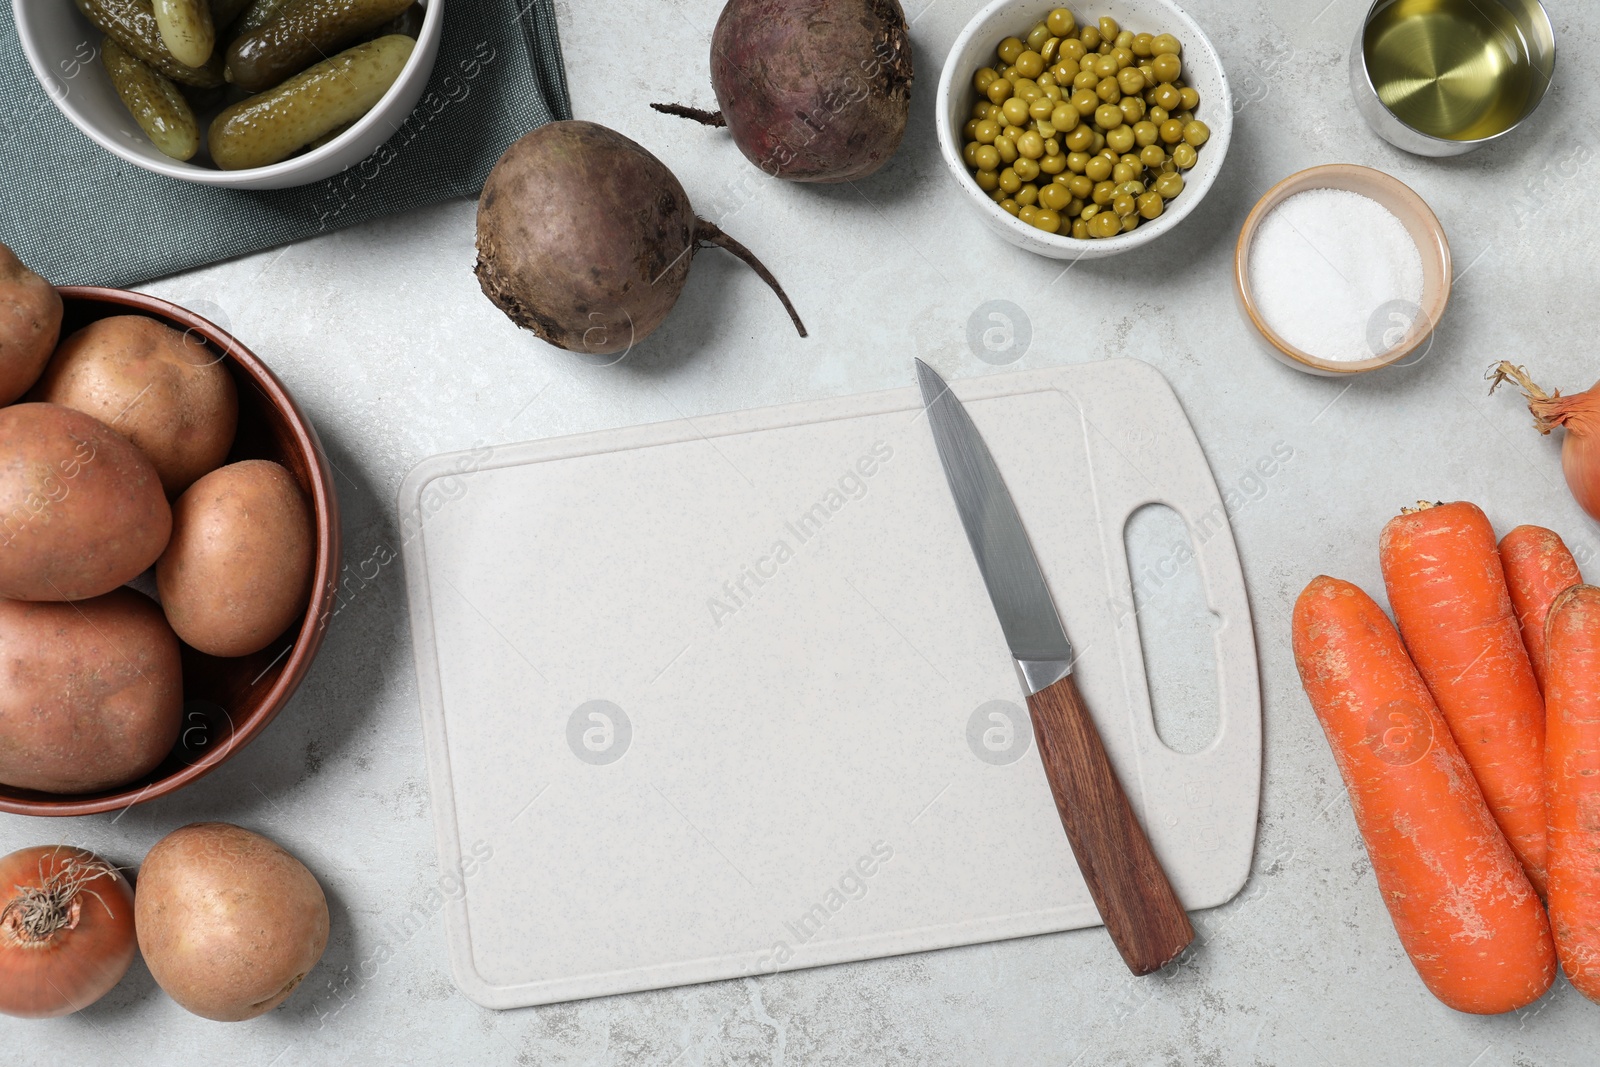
[[1562, 428, 1600, 523], [710, 0, 913, 183], [1490, 363, 1600, 523], [136, 823, 328, 1022], [0, 846, 136, 1019]]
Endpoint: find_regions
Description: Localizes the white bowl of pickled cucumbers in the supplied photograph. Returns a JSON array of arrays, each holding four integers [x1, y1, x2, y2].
[[937, 0, 1231, 259], [14, 0, 442, 188]]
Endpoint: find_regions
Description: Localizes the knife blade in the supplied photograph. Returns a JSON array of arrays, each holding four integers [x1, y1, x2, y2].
[[914, 359, 1194, 975]]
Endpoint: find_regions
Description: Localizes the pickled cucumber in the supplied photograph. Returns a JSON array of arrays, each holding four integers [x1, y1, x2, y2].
[[225, 0, 413, 93], [75, 0, 225, 87], [210, 34, 414, 170], [101, 36, 199, 161], [211, 0, 252, 26], [152, 0, 213, 68], [224, 0, 292, 41]]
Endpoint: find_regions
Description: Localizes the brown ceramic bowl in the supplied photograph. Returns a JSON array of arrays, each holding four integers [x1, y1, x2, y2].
[[0, 288, 341, 817], [1235, 164, 1452, 376]]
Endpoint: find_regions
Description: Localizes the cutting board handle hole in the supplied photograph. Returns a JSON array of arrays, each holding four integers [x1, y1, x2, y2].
[[1122, 504, 1222, 755]]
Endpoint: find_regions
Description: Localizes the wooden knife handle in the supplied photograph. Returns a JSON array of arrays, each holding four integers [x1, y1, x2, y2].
[[1026, 672, 1194, 975]]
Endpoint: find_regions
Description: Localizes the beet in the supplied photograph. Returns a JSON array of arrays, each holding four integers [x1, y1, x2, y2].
[[654, 0, 914, 183], [475, 121, 805, 355]]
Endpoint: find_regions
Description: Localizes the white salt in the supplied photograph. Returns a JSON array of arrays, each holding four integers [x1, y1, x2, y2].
[[1248, 188, 1425, 363]]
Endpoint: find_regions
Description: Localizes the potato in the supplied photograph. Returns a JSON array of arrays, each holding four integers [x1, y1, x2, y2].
[[0, 589, 182, 793], [157, 459, 314, 657], [0, 403, 172, 601], [135, 823, 329, 1021], [0, 244, 61, 405], [33, 315, 238, 496]]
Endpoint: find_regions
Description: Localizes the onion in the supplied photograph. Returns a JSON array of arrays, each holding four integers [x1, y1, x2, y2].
[[1491, 362, 1600, 522], [0, 846, 136, 1018]]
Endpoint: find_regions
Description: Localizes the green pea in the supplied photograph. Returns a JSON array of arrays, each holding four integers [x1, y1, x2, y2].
[[1092, 179, 1115, 205], [1151, 33, 1182, 56], [1040, 182, 1072, 211], [101, 35, 198, 160], [1066, 174, 1093, 199], [1179, 86, 1201, 111], [1152, 83, 1182, 111], [1117, 66, 1145, 94], [1071, 217, 1090, 239], [1046, 8, 1076, 36], [1171, 142, 1198, 169], [1091, 211, 1121, 238], [1016, 49, 1045, 78], [1183, 120, 1211, 146], [1140, 143, 1166, 168], [1019, 204, 1039, 224], [974, 67, 998, 93], [1059, 38, 1087, 64], [975, 144, 1001, 171], [994, 135, 1018, 163], [1095, 77, 1121, 103], [986, 78, 1014, 104], [998, 36, 1025, 64], [1132, 32, 1154, 57], [1112, 192, 1136, 217], [1106, 124, 1135, 153], [1084, 155, 1111, 181], [999, 167, 1021, 193], [1138, 191, 1164, 219], [1097, 16, 1119, 40], [1031, 207, 1062, 232], [1040, 151, 1066, 174], [1017, 183, 1039, 206], [1154, 171, 1185, 199], [1094, 103, 1123, 130], [1063, 124, 1094, 152], [1119, 95, 1146, 124], [1159, 119, 1184, 144], [1014, 156, 1041, 181], [1066, 150, 1089, 172], [1002, 199, 1021, 216], [1026, 23, 1052, 51], [1151, 53, 1182, 84], [975, 169, 1000, 192], [1079, 25, 1101, 50]]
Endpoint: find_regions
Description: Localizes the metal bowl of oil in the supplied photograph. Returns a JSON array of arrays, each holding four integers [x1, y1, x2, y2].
[[1350, 0, 1554, 156]]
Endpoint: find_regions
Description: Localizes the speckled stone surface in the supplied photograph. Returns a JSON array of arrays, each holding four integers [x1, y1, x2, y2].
[[5, 0, 1600, 1061]]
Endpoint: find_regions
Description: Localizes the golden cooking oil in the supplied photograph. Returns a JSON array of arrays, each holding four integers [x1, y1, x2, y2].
[[1363, 0, 1535, 141]]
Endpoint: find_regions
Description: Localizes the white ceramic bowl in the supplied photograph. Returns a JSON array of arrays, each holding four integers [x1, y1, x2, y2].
[[936, 0, 1232, 259], [12, 0, 443, 189]]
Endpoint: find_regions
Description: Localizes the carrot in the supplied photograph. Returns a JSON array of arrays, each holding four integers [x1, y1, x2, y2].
[[1380, 501, 1548, 895], [1544, 584, 1600, 1004], [1292, 576, 1555, 1014], [1499, 525, 1584, 695]]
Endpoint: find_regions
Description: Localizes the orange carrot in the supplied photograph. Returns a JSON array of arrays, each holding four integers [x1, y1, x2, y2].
[[1381, 501, 1548, 895], [1499, 525, 1583, 694], [1545, 584, 1600, 1004], [1293, 576, 1555, 1014]]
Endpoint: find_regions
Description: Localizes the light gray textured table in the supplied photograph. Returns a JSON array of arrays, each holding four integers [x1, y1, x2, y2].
[[5, 0, 1600, 1062]]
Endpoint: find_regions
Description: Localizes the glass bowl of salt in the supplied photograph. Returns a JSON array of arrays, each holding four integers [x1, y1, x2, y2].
[[1234, 164, 1452, 376]]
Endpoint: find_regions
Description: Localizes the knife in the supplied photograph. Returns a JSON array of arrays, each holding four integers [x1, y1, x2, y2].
[[914, 359, 1194, 975]]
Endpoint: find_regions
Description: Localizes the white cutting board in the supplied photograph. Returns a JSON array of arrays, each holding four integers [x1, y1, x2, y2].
[[400, 359, 1260, 1009]]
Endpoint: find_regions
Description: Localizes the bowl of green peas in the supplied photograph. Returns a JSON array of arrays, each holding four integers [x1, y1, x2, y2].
[[936, 0, 1231, 258]]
